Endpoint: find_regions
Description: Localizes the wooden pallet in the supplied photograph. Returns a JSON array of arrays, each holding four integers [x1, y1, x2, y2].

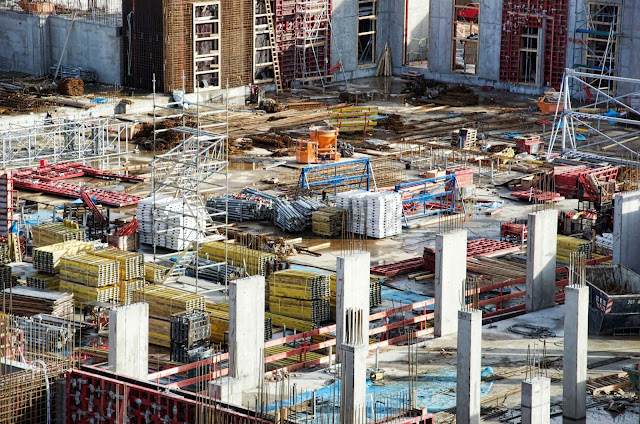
[[587, 372, 631, 395]]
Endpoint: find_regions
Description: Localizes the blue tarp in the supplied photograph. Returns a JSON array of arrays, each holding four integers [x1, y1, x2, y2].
[[381, 286, 432, 307]]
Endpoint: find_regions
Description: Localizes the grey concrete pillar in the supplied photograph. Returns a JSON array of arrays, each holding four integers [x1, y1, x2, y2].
[[336, 252, 370, 354], [109, 303, 149, 380], [521, 377, 551, 424], [435, 229, 467, 337], [229, 275, 265, 388], [526, 210, 557, 312], [613, 191, 640, 274], [456, 309, 481, 424], [563, 285, 589, 420], [340, 307, 367, 424]]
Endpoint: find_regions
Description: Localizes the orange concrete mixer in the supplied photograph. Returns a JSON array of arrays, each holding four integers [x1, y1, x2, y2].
[[296, 126, 341, 164]]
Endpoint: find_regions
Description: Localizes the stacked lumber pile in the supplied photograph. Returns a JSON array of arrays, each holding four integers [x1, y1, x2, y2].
[[92, 249, 144, 281], [60, 253, 119, 287], [328, 274, 382, 319], [33, 240, 94, 273], [118, 279, 146, 305], [0, 243, 8, 264], [199, 241, 277, 276], [3, 286, 74, 320], [31, 222, 85, 247], [312, 207, 346, 237], [466, 256, 527, 284], [206, 302, 273, 344], [327, 107, 379, 132], [133, 285, 205, 347], [26, 272, 61, 290], [57, 78, 84, 96], [557, 235, 593, 264], [145, 262, 170, 283], [268, 297, 329, 324], [59, 281, 119, 307], [266, 312, 317, 332], [0, 265, 12, 289], [268, 270, 330, 325]]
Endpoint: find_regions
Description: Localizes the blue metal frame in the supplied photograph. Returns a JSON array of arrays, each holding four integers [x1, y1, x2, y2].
[[395, 174, 458, 226], [295, 159, 374, 198]]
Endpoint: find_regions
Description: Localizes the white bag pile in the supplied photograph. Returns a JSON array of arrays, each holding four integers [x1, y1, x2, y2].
[[336, 190, 402, 239]]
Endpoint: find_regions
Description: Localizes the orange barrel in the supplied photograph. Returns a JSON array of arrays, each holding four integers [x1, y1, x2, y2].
[[314, 126, 338, 148], [309, 126, 320, 142]]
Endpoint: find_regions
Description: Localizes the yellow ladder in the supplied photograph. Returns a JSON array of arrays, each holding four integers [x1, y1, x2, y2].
[[265, 0, 283, 94]]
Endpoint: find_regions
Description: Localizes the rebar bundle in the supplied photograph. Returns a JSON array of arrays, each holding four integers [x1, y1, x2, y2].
[[26, 272, 61, 290], [312, 207, 346, 237], [132, 286, 206, 321], [60, 253, 120, 287], [31, 222, 85, 247], [59, 280, 119, 307], [199, 241, 276, 276], [273, 199, 307, 232], [92, 248, 144, 281], [291, 197, 327, 228], [32, 240, 95, 273]]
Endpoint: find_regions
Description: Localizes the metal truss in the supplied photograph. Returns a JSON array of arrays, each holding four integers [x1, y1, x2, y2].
[[547, 69, 640, 158], [0, 117, 134, 169], [295, 158, 376, 198]]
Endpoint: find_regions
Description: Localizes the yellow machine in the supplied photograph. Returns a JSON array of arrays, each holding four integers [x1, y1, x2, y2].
[[295, 126, 341, 164]]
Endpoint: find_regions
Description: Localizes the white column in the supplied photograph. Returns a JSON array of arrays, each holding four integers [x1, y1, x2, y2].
[[563, 285, 589, 420], [456, 309, 481, 424], [109, 303, 149, 380], [526, 210, 557, 312], [521, 377, 551, 424], [435, 229, 467, 337], [613, 191, 640, 274], [336, 252, 370, 353], [340, 308, 367, 424]]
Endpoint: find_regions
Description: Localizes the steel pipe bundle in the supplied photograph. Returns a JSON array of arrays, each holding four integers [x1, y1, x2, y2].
[[291, 197, 326, 228], [273, 199, 307, 232], [33, 241, 95, 273], [207, 195, 272, 221], [187, 258, 237, 283]]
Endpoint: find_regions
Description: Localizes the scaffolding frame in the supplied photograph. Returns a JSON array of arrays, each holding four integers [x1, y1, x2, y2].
[[547, 68, 640, 159], [294, 0, 331, 89], [0, 117, 134, 169], [571, 0, 623, 97], [151, 78, 229, 294]]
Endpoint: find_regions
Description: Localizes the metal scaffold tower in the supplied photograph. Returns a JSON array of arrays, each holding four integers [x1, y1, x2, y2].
[[294, 0, 331, 89], [571, 0, 623, 97], [547, 68, 640, 163], [147, 78, 229, 293], [0, 117, 134, 169]]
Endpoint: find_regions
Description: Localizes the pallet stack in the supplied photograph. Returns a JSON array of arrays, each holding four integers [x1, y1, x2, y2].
[[2, 286, 74, 320], [133, 286, 206, 347], [0, 265, 12, 290], [199, 241, 277, 276], [31, 222, 85, 247], [33, 241, 95, 273], [451, 128, 477, 148], [92, 248, 145, 305], [312, 207, 346, 237], [170, 311, 212, 363], [145, 262, 170, 283], [60, 253, 120, 307], [0, 243, 9, 264]]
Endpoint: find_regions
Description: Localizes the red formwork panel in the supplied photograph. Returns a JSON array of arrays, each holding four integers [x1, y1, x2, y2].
[[13, 179, 142, 207], [499, 0, 569, 89], [554, 165, 618, 198], [67, 369, 271, 424], [370, 257, 424, 276]]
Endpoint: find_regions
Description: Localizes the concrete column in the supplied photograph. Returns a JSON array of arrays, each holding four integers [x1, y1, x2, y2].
[[435, 230, 467, 337], [456, 309, 481, 424], [563, 285, 589, 420], [108, 303, 149, 380], [521, 377, 551, 424], [613, 191, 640, 274], [336, 252, 370, 354], [526, 210, 557, 312], [211, 275, 265, 404], [340, 308, 367, 424]]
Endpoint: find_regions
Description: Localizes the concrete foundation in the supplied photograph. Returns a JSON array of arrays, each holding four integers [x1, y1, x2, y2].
[[613, 191, 640, 274], [435, 230, 467, 337], [563, 285, 589, 420], [456, 309, 481, 424], [336, 252, 370, 354], [108, 303, 149, 380], [521, 377, 551, 424], [526, 210, 558, 313]]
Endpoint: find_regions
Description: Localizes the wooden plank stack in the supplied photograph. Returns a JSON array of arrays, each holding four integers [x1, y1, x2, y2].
[[3, 286, 74, 320], [268, 269, 330, 325], [268, 297, 329, 324], [199, 241, 277, 276], [557, 235, 593, 264], [59, 281, 119, 307], [118, 279, 146, 305], [31, 222, 85, 247], [33, 240, 95, 273], [266, 312, 317, 332], [60, 253, 119, 287], [132, 286, 205, 321], [92, 248, 144, 281], [328, 274, 382, 319], [205, 302, 273, 344], [26, 272, 61, 290], [0, 265, 12, 290], [145, 262, 170, 283], [312, 207, 346, 237], [0, 243, 9, 264]]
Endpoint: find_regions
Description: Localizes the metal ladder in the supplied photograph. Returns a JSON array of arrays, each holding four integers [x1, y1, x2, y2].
[[265, 0, 283, 94]]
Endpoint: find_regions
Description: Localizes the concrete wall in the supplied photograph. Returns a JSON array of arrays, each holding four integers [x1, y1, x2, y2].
[[613, 191, 640, 275], [0, 11, 122, 84], [404, 0, 430, 64]]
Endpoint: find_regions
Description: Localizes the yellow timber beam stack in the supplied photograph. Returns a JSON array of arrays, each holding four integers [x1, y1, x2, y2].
[[60, 253, 119, 287], [93, 249, 144, 281], [199, 241, 277, 276], [33, 240, 95, 273], [31, 222, 85, 247]]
